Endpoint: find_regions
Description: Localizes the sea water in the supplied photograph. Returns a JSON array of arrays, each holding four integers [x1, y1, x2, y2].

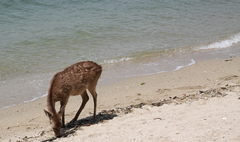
[[1, 0, 240, 108]]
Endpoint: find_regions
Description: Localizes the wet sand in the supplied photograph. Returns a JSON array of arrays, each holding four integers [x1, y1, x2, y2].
[[0, 56, 240, 142]]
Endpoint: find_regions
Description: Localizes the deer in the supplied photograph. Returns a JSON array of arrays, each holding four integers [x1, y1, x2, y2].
[[43, 61, 102, 137]]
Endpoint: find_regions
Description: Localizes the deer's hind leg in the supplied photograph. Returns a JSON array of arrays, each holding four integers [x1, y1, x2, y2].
[[88, 76, 100, 120], [88, 88, 98, 120], [70, 90, 89, 123]]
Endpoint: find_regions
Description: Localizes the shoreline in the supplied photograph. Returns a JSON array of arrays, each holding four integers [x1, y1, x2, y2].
[[1, 45, 240, 109], [1, 55, 240, 141]]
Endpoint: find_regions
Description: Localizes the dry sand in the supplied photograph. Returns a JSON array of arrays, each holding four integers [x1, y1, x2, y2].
[[0, 56, 240, 142]]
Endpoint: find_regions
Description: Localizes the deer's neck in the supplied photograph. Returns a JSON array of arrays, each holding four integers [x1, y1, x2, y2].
[[47, 89, 57, 115], [47, 75, 58, 114]]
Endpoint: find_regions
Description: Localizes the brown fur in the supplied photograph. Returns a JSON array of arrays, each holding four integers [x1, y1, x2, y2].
[[44, 61, 102, 137]]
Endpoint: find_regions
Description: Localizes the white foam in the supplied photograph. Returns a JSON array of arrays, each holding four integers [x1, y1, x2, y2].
[[120, 59, 196, 78], [1, 104, 17, 109], [196, 32, 240, 50], [23, 93, 47, 103], [174, 59, 196, 71], [103, 57, 133, 64], [1, 93, 47, 109]]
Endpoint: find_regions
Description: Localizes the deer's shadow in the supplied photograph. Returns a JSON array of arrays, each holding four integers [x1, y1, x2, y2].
[[41, 112, 117, 142], [64, 112, 117, 135]]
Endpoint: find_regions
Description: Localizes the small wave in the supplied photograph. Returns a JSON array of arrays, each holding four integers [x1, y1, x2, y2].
[[1, 93, 47, 109], [1, 104, 17, 109], [174, 59, 196, 71], [195, 32, 240, 50], [103, 57, 133, 64], [23, 93, 47, 103]]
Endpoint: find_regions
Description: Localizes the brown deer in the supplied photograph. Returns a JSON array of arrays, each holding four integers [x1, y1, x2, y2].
[[43, 61, 102, 137]]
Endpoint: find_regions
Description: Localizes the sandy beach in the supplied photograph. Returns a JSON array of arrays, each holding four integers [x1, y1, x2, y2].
[[1, 56, 240, 142]]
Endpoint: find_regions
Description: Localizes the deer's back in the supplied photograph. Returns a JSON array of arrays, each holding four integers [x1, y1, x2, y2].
[[49, 61, 102, 99]]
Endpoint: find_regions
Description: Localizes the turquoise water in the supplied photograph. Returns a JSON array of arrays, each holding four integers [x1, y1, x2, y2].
[[1, 0, 240, 108]]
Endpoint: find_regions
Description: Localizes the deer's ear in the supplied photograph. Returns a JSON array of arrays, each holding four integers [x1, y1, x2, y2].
[[58, 105, 66, 115], [44, 109, 52, 118]]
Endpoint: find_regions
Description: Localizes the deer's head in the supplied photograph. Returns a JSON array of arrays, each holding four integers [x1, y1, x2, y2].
[[43, 106, 65, 137]]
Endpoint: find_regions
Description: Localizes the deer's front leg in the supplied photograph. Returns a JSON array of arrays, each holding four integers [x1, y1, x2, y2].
[[59, 104, 66, 128], [70, 90, 89, 123]]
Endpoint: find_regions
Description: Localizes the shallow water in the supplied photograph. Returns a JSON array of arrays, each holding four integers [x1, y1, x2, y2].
[[1, 0, 240, 108]]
